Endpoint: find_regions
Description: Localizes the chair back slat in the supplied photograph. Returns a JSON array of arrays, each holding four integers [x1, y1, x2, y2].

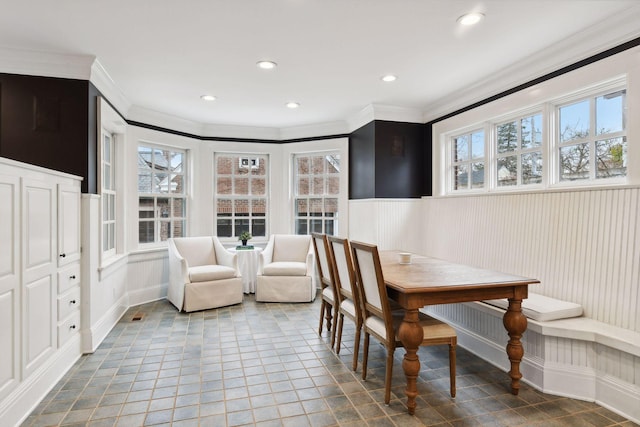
[[328, 236, 361, 313], [351, 241, 390, 325], [311, 233, 333, 288]]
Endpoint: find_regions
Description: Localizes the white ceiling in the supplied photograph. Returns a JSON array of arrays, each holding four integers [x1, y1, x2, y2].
[[1, 0, 640, 136]]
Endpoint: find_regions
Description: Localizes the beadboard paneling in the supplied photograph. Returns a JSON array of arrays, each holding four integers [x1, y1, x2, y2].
[[421, 188, 640, 333]]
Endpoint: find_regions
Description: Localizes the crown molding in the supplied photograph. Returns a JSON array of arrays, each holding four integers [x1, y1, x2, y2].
[[370, 104, 424, 124], [90, 59, 131, 119], [423, 4, 640, 123], [279, 120, 349, 141], [0, 46, 94, 80]]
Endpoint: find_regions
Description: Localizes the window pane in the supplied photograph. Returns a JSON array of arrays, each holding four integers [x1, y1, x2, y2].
[[235, 199, 249, 216], [234, 177, 248, 195], [326, 176, 339, 195], [471, 162, 484, 188], [170, 174, 183, 194], [560, 143, 590, 181], [309, 198, 323, 216], [217, 199, 232, 216], [159, 221, 170, 241], [497, 121, 518, 153], [522, 152, 543, 185], [170, 152, 183, 173], [217, 156, 233, 174], [234, 219, 250, 237], [297, 177, 309, 195], [596, 137, 626, 178], [311, 156, 324, 174], [454, 164, 468, 190], [596, 90, 625, 135], [157, 198, 170, 218], [325, 198, 338, 216], [138, 221, 154, 243], [251, 178, 266, 195], [497, 156, 517, 186], [139, 197, 154, 218], [560, 100, 589, 143], [103, 135, 111, 162], [324, 220, 335, 236], [172, 220, 185, 238], [327, 155, 340, 173], [310, 219, 323, 234], [217, 219, 232, 237], [103, 164, 111, 190], [297, 157, 309, 175], [173, 198, 185, 218], [108, 194, 115, 220], [453, 135, 469, 162], [521, 114, 542, 149], [252, 218, 266, 237], [471, 131, 484, 159], [252, 199, 267, 216], [138, 170, 152, 193], [296, 199, 308, 216], [103, 224, 110, 251], [217, 177, 232, 194], [296, 219, 307, 235], [153, 171, 169, 193], [251, 158, 266, 176], [312, 177, 324, 195]]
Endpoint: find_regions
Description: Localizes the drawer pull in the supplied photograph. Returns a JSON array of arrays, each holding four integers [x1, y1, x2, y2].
[[60, 253, 66, 258], [69, 275, 76, 279], [69, 324, 76, 330], [69, 299, 76, 305]]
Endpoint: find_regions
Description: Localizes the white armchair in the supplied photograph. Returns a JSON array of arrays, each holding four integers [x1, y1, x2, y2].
[[256, 234, 316, 302], [167, 236, 243, 312]]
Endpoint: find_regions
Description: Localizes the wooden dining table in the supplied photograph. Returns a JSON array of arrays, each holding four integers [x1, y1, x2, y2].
[[379, 250, 540, 415]]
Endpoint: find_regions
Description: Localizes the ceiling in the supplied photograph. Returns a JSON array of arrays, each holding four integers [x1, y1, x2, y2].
[[1, 1, 640, 135]]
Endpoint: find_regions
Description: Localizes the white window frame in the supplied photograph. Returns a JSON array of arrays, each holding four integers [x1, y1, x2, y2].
[[137, 143, 188, 245], [213, 153, 269, 243], [449, 128, 486, 193], [100, 129, 116, 258], [443, 78, 627, 195], [293, 151, 341, 235]]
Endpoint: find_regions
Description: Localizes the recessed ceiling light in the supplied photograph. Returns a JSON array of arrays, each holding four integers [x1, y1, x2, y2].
[[381, 74, 397, 82], [457, 12, 484, 26], [200, 94, 216, 101], [286, 102, 300, 109], [256, 60, 277, 70]]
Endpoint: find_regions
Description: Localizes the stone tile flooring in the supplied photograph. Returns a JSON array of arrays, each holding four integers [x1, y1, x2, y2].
[[22, 295, 637, 427]]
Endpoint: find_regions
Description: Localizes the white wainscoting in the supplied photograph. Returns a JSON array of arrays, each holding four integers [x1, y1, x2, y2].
[[350, 189, 640, 423]]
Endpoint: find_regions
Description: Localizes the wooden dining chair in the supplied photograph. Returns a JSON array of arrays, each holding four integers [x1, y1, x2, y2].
[[311, 233, 338, 348], [350, 240, 457, 404], [326, 236, 362, 371]]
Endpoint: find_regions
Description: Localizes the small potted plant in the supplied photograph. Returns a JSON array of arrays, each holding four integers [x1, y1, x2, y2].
[[238, 231, 252, 246]]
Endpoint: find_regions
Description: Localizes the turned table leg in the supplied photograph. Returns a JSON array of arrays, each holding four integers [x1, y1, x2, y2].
[[398, 308, 423, 415], [503, 297, 527, 395]]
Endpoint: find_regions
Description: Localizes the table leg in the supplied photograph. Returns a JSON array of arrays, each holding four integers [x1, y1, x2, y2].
[[398, 308, 423, 415], [503, 297, 527, 395]]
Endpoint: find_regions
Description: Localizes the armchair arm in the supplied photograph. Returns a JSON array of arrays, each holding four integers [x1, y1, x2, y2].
[[167, 238, 190, 310], [212, 236, 239, 274], [258, 235, 275, 274]]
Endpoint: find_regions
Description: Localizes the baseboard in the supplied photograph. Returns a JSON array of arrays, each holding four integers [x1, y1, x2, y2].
[[0, 335, 82, 427], [81, 294, 128, 353], [127, 282, 167, 307]]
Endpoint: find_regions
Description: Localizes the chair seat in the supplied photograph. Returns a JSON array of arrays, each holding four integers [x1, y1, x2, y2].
[[263, 261, 307, 276], [322, 287, 335, 302], [364, 312, 456, 342], [340, 299, 357, 317], [189, 265, 236, 282]]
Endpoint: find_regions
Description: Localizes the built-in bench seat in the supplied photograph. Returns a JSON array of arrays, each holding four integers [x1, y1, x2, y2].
[[482, 292, 583, 322]]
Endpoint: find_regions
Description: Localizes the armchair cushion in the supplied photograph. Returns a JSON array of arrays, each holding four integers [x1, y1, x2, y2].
[[189, 265, 237, 282], [273, 235, 312, 262], [263, 261, 307, 276]]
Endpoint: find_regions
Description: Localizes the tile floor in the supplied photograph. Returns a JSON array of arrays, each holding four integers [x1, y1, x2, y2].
[[22, 294, 637, 427]]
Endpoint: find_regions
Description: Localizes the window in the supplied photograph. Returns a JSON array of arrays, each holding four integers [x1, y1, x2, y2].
[[101, 131, 116, 255], [444, 82, 627, 194], [293, 153, 340, 235], [558, 89, 627, 181], [496, 113, 543, 186], [214, 154, 268, 240], [450, 130, 484, 191], [137, 145, 186, 244]]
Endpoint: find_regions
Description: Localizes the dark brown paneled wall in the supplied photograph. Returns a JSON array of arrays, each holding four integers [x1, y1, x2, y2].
[[0, 73, 95, 193], [349, 120, 430, 199]]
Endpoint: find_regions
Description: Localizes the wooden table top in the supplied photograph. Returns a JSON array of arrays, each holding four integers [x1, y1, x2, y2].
[[379, 250, 540, 294]]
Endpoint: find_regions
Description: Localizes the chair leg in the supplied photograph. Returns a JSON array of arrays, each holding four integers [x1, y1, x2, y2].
[[362, 333, 370, 381], [384, 347, 394, 405], [325, 302, 333, 332], [335, 313, 344, 354], [449, 343, 457, 398], [318, 300, 326, 336], [351, 323, 361, 372]]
